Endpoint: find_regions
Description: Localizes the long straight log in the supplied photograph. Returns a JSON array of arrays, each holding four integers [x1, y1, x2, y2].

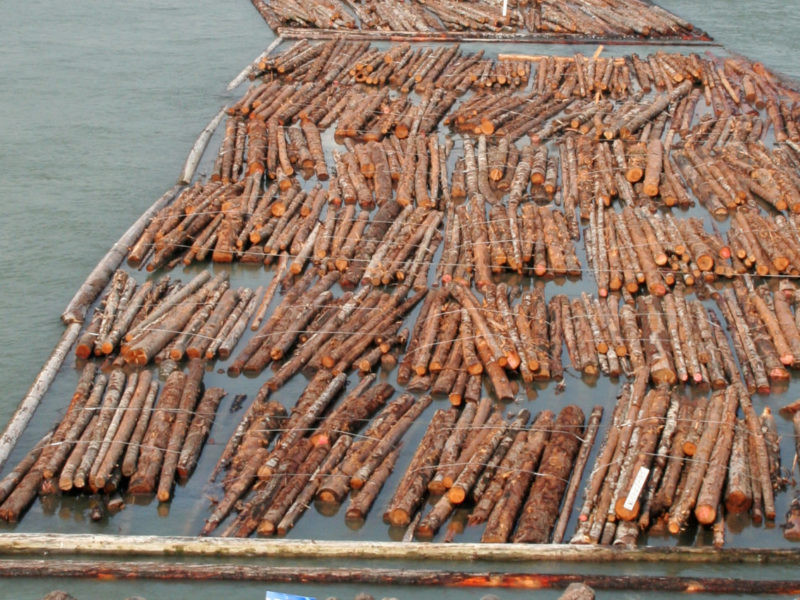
[[3, 559, 800, 593], [0, 322, 82, 472], [513, 405, 585, 543], [120, 380, 159, 478], [127, 370, 186, 495], [553, 405, 602, 543], [157, 359, 206, 501], [481, 410, 554, 543]]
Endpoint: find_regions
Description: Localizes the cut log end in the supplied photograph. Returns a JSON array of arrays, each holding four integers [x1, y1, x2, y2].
[[694, 504, 716, 526], [316, 491, 338, 504], [769, 367, 790, 382], [427, 481, 446, 496], [387, 509, 411, 528], [614, 499, 639, 522], [447, 487, 467, 505]]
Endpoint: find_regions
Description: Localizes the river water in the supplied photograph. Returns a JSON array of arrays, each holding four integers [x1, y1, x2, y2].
[[1, 1, 800, 598]]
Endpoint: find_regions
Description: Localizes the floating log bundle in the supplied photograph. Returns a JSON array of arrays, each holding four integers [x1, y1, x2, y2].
[[0, 361, 224, 522], [9, 39, 800, 554], [74, 270, 260, 367], [248, 0, 708, 40]]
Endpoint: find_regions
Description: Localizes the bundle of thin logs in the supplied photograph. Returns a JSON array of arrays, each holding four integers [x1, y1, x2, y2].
[[130, 44, 800, 287], [75, 270, 260, 367], [202, 374, 429, 537], [381, 398, 596, 543], [128, 132, 453, 271], [250, 43, 800, 145], [226, 266, 427, 379], [250, 0, 706, 39], [572, 372, 783, 547], [394, 282, 565, 400], [0, 359, 224, 522]]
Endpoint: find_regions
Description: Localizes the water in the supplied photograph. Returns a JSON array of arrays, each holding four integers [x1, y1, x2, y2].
[[1, 0, 800, 597]]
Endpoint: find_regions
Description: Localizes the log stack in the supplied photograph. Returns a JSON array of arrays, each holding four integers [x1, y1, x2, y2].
[[9, 39, 800, 551], [248, 0, 708, 40], [0, 361, 224, 522]]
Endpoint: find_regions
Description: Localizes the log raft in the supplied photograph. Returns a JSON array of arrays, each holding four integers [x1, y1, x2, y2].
[[7, 38, 800, 561]]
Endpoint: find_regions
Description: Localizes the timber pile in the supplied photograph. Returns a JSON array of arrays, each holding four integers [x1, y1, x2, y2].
[[394, 402, 591, 543], [572, 375, 781, 548], [201, 375, 426, 536], [0, 359, 224, 522], [249, 0, 708, 40], [75, 270, 260, 367], [9, 40, 800, 549]]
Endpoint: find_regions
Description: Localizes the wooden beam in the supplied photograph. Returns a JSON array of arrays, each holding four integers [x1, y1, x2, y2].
[[0, 559, 798, 593], [0, 534, 798, 564]]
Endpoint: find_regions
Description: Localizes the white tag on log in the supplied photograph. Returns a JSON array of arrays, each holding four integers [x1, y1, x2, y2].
[[623, 466, 650, 511]]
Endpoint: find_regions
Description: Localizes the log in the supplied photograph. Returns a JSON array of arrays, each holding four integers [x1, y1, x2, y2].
[[311, 377, 393, 445], [513, 405, 585, 543], [694, 387, 738, 525], [277, 435, 352, 535], [176, 387, 225, 481], [350, 394, 432, 489], [0, 431, 53, 505], [553, 405, 602, 543], [217, 290, 260, 360], [258, 372, 346, 479], [40, 370, 107, 480], [738, 386, 776, 521], [6, 559, 800, 593], [0, 319, 82, 472], [258, 441, 332, 536], [345, 445, 402, 522], [127, 370, 187, 495], [468, 426, 527, 526], [317, 393, 415, 504], [120, 380, 159, 478], [201, 402, 286, 535], [447, 411, 514, 505], [384, 408, 457, 527], [667, 391, 725, 534], [614, 388, 671, 521], [725, 419, 753, 514], [73, 369, 128, 489], [157, 359, 206, 501], [481, 410, 554, 543]]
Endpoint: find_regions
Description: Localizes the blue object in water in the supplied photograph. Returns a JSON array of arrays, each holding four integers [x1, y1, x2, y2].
[[266, 591, 316, 600]]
